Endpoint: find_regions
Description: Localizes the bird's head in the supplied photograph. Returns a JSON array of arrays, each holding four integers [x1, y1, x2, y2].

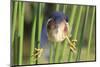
[[46, 12, 69, 42]]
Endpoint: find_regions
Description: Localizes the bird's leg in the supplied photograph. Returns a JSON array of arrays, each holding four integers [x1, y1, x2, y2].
[[66, 36, 77, 53], [32, 48, 43, 61]]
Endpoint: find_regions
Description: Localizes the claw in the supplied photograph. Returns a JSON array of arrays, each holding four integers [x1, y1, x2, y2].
[[70, 46, 77, 53], [72, 40, 77, 42], [70, 43, 76, 50], [66, 36, 77, 53], [70, 40, 77, 53], [32, 48, 43, 61], [72, 40, 77, 45], [34, 48, 43, 57]]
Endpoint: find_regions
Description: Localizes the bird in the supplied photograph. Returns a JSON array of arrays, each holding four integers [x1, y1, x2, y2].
[[32, 12, 77, 61]]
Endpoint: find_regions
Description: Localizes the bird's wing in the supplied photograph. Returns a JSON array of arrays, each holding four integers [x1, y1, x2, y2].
[[40, 22, 48, 48]]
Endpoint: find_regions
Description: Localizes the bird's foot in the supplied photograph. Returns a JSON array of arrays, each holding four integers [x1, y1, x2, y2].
[[69, 40, 77, 53], [32, 48, 43, 61]]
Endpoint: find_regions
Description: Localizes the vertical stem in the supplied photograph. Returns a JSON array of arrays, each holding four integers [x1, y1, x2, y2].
[[76, 7, 89, 61], [87, 7, 95, 59], [67, 5, 77, 62], [37, 3, 44, 64], [54, 43, 60, 63], [63, 5, 67, 14], [12, 2, 18, 46], [12, 2, 18, 65], [68, 6, 83, 62], [69, 5, 77, 33], [53, 4, 60, 63], [18, 2, 25, 65], [13, 31, 19, 65], [49, 44, 53, 63], [59, 5, 68, 62], [56, 4, 60, 11], [30, 16, 37, 64], [73, 6, 83, 40], [38, 3, 44, 48]]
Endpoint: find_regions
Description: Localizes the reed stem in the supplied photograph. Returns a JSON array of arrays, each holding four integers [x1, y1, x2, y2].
[[68, 6, 83, 62], [75, 7, 88, 61], [69, 5, 77, 33], [59, 5, 68, 62], [56, 4, 60, 11], [30, 16, 37, 64], [54, 43, 60, 63], [67, 5, 78, 62], [36, 3, 44, 64], [87, 7, 95, 59], [12, 2, 18, 46], [49, 44, 54, 63], [18, 2, 25, 64]]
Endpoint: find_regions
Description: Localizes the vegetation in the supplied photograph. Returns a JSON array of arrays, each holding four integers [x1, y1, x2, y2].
[[12, 1, 96, 65]]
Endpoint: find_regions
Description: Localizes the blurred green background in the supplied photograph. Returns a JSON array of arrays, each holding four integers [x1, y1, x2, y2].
[[11, 1, 96, 66]]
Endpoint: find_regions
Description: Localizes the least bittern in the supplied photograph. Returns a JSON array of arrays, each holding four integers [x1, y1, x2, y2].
[[32, 12, 77, 61]]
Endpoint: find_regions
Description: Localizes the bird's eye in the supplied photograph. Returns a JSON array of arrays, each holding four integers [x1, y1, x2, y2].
[[47, 18, 56, 30], [64, 16, 68, 22]]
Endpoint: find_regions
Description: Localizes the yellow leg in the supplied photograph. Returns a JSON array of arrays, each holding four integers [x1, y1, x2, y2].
[[66, 36, 77, 53]]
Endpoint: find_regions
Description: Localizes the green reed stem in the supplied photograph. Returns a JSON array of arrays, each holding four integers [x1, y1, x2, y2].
[[54, 43, 60, 63], [68, 6, 83, 62], [59, 40, 67, 62], [50, 4, 66, 63], [13, 31, 19, 65], [30, 16, 37, 64], [59, 5, 68, 62], [72, 7, 83, 39], [49, 44, 54, 63], [18, 2, 25, 65], [67, 5, 78, 62], [56, 4, 60, 11], [63, 5, 67, 13], [69, 5, 77, 33], [75, 7, 88, 61], [38, 3, 44, 48], [12, 2, 18, 46], [36, 3, 44, 64], [87, 7, 95, 59], [51, 4, 60, 63]]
